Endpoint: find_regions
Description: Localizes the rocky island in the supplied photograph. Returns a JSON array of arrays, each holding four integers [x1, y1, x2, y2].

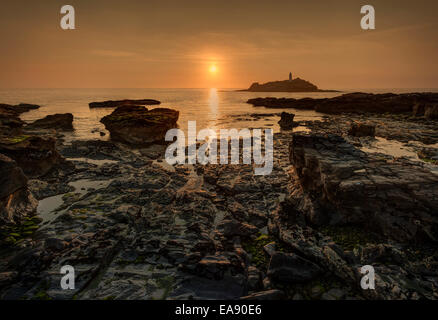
[[239, 73, 338, 93]]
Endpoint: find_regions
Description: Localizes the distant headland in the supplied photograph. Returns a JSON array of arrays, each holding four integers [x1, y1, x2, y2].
[[238, 72, 339, 93]]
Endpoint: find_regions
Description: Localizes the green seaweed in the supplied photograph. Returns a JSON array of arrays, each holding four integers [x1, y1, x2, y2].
[[242, 233, 285, 271], [1, 135, 31, 144], [319, 225, 379, 250]]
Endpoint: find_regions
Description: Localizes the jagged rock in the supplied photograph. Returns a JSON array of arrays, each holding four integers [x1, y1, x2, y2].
[[28, 113, 73, 130], [247, 266, 262, 291], [217, 219, 258, 237], [195, 254, 235, 280], [425, 104, 438, 119], [100, 106, 179, 146], [44, 238, 68, 251], [0, 154, 37, 223], [348, 122, 375, 137], [289, 133, 438, 242], [0, 153, 27, 199], [263, 242, 276, 256], [0, 135, 62, 177], [412, 102, 438, 119], [89, 99, 160, 108], [278, 112, 296, 130], [267, 252, 321, 283]]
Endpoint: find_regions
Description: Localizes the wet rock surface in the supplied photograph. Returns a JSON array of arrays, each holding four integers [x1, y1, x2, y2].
[[0, 135, 62, 178], [289, 133, 438, 242], [248, 92, 438, 115], [348, 122, 375, 137], [89, 99, 161, 108], [100, 106, 179, 146], [0, 97, 438, 300], [28, 113, 73, 131]]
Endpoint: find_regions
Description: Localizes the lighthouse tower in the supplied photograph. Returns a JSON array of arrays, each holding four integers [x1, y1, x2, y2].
[[289, 72, 292, 81]]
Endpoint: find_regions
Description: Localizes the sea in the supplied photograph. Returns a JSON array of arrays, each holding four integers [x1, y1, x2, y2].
[[0, 88, 437, 142]]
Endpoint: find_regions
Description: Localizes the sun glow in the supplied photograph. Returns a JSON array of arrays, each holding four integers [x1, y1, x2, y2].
[[209, 64, 217, 74]]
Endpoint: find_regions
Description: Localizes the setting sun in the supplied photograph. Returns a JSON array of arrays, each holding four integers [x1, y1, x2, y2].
[[209, 64, 217, 74]]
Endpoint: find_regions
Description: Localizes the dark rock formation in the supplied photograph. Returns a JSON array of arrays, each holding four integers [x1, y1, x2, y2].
[[0, 103, 40, 136], [289, 133, 438, 242], [348, 122, 376, 137], [247, 97, 320, 109], [100, 106, 179, 146], [241, 78, 335, 93], [0, 105, 25, 136], [412, 102, 438, 119], [425, 104, 438, 119], [0, 135, 62, 178], [0, 154, 37, 223], [13, 103, 40, 113], [278, 112, 296, 130], [247, 92, 438, 115], [267, 252, 321, 283], [28, 113, 74, 131], [315, 93, 418, 114], [89, 99, 160, 108]]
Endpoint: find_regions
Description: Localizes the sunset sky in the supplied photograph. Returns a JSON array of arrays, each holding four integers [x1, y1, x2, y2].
[[1, 0, 437, 89]]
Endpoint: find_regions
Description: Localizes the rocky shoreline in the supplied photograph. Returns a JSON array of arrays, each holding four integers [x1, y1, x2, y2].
[[0, 94, 437, 300]]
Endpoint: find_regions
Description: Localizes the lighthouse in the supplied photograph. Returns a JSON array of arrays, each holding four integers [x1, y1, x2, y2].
[[289, 72, 292, 81]]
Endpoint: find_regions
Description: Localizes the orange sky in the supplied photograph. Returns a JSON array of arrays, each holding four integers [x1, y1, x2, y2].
[[1, 0, 438, 89]]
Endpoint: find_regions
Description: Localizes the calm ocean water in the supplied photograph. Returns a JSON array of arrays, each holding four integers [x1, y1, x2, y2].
[[1, 88, 437, 141]]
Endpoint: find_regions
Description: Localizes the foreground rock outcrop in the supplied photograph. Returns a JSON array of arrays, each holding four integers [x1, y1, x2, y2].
[[0, 154, 37, 224], [0, 135, 62, 178], [288, 133, 438, 242], [89, 99, 160, 108], [100, 105, 179, 146]]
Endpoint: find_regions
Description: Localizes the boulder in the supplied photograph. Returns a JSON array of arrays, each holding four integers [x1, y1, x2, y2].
[[347, 122, 376, 137], [0, 154, 37, 223], [0, 135, 61, 178], [278, 112, 296, 130], [28, 113, 73, 130], [89, 99, 160, 108], [100, 106, 179, 146], [267, 252, 321, 283]]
